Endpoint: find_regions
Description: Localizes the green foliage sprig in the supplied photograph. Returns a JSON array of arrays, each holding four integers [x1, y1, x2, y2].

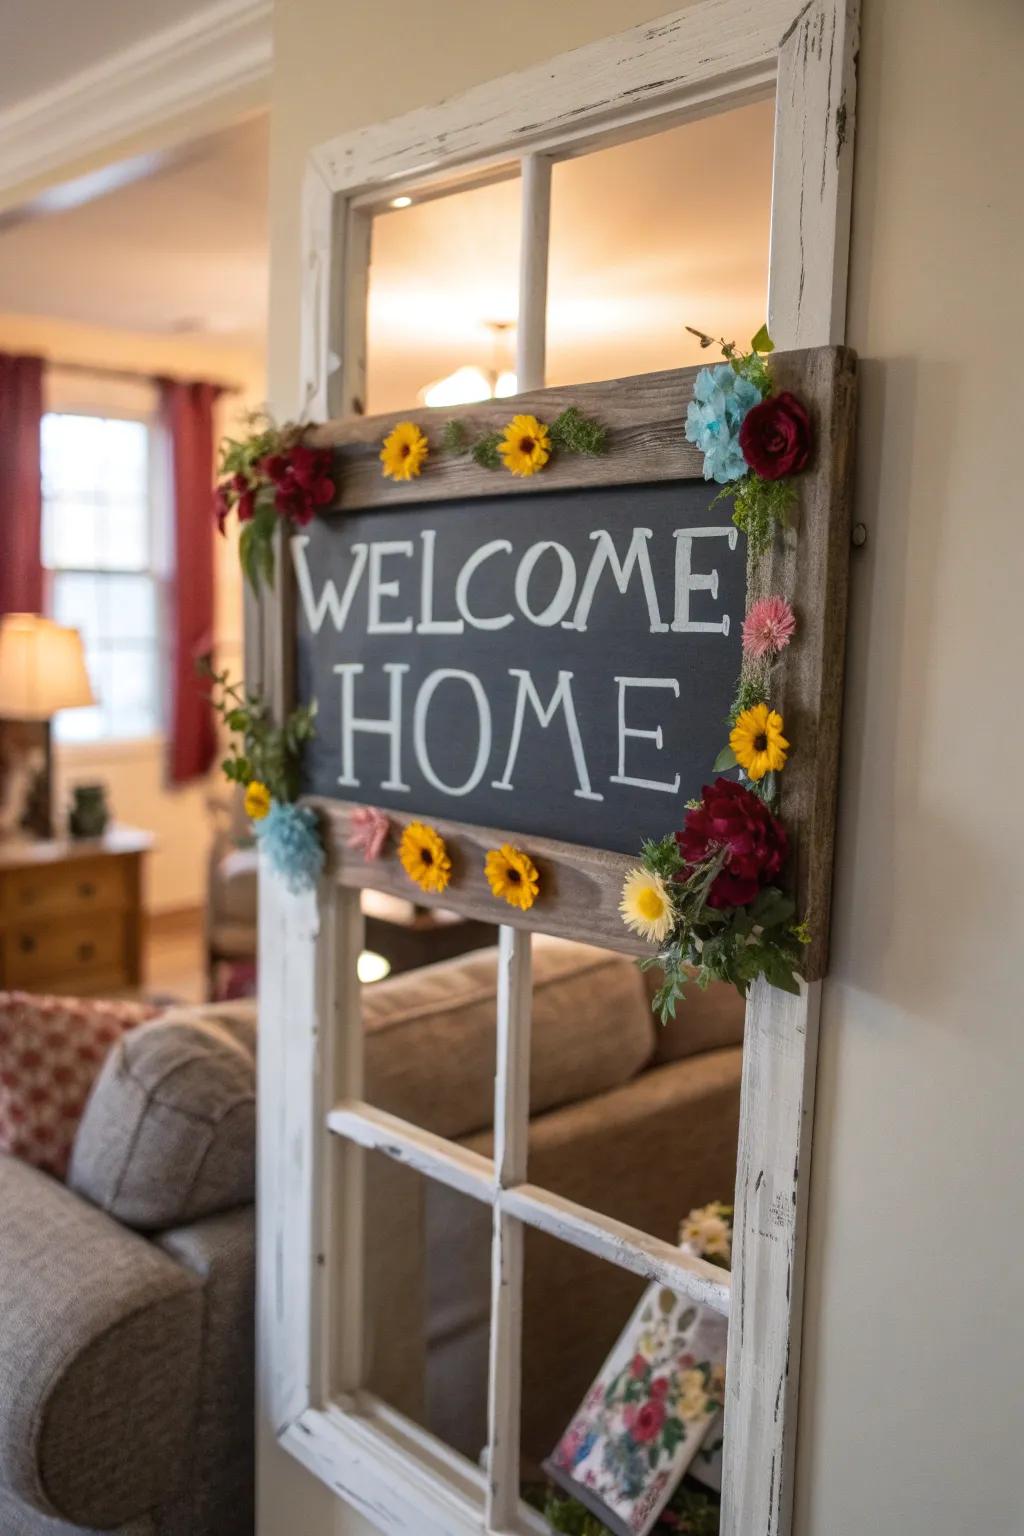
[[443, 406, 607, 470], [637, 834, 807, 1024], [687, 322, 774, 397], [717, 474, 797, 556], [544, 1483, 721, 1535], [202, 661, 316, 805]]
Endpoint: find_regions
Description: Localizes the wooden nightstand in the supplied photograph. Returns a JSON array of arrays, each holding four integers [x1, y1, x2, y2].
[[0, 827, 153, 995]]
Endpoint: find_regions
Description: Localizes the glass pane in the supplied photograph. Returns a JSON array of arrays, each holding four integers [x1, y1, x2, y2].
[[106, 646, 159, 738], [361, 1145, 491, 1466], [522, 1231, 726, 1531], [362, 918, 498, 1126], [545, 99, 774, 385], [102, 500, 149, 569], [102, 574, 158, 641], [525, 935, 742, 1261], [43, 499, 102, 569], [365, 175, 521, 414], [51, 572, 101, 650], [41, 414, 102, 499], [99, 418, 148, 502]]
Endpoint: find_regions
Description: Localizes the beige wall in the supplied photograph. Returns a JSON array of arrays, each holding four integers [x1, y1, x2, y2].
[[0, 312, 265, 913], [265, 1, 1024, 1533]]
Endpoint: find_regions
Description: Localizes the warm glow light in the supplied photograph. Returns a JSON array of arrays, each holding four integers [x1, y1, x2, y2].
[[389, 195, 413, 209], [494, 370, 518, 398], [0, 614, 96, 720], [421, 365, 495, 408], [357, 949, 392, 984]]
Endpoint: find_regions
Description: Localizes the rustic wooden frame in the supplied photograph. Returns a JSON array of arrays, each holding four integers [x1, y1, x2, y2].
[[256, 4, 860, 1535]]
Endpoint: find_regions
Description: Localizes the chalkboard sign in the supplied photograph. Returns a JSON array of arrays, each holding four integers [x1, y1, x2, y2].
[[294, 479, 744, 855]]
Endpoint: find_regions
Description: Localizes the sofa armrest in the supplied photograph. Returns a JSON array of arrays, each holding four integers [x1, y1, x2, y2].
[[0, 1155, 203, 1530]]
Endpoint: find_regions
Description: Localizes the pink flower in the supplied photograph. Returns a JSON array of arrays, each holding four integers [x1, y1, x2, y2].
[[742, 595, 796, 659], [346, 805, 390, 861]]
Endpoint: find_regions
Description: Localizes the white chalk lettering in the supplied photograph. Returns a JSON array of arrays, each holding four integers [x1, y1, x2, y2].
[[413, 669, 492, 797], [292, 534, 367, 634], [367, 541, 414, 634], [335, 662, 410, 792], [455, 539, 514, 630], [671, 527, 738, 634], [492, 669, 602, 801], [515, 541, 576, 627], [610, 676, 681, 793], [416, 530, 465, 635], [570, 527, 667, 633]]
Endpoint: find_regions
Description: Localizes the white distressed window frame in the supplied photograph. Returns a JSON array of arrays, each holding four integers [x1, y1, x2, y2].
[[257, 4, 858, 1534]]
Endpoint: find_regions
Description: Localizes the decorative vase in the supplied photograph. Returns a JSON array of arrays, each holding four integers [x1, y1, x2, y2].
[[68, 783, 110, 840]]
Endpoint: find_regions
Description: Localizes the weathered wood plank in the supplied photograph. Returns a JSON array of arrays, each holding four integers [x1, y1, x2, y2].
[[769, 0, 859, 347], [501, 1183, 731, 1316], [256, 867, 322, 1433], [485, 927, 533, 1533], [306, 364, 706, 510], [516, 155, 552, 393], [721, 979, 821, 1536], [310, 0, 796, 196], [326, 1099, 495, 1204], [749, 345, 857, 979], [314, 797, 650, 958]]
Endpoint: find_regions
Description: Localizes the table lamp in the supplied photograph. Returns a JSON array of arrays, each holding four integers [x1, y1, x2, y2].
[[0, 613, 96, 839]]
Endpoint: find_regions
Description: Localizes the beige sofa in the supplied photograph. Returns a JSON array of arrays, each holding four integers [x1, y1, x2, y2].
[[0, 936, 742, 1532]]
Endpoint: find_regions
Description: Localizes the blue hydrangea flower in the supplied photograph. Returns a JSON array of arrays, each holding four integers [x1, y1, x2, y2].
[[256, 800, 325, 894], [684, 363, 762, 483]]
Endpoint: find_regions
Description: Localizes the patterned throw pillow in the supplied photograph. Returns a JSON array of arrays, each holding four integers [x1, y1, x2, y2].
[[0, 992, 158, 1177]]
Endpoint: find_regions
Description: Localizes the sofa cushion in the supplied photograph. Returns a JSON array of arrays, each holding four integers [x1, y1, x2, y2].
[[0, 993, 155, 1177], [364, 934, 656, 1139], [68, 1003, 255, 1231], [641, 967, 746, 1064]]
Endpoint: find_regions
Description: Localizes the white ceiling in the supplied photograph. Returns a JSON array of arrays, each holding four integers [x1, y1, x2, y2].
[[0, 114, 269, 348], [0, 0, 213, 110]]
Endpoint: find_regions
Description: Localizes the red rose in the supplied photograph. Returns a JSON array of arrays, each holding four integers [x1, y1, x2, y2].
[[630, 1353, 649, 1379], [629, 1399, 666, 1444], [738, 390, 811, 480], [650, 1376, 670, 1399], [676, 777, 788, 908], [236, 489, 255, 523]]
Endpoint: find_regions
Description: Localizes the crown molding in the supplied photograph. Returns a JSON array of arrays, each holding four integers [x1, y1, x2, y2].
[[0, 0, 272, 197]]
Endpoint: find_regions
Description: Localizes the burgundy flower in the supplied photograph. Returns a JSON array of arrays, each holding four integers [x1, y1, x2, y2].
[[676, 777, 788, 909], [237, 489, 255, 522], [738, 390, 812, 480], [265, 443, 336, 525], [650, 1376, 670, 1399], [627, 1399, 666, 1444], [630, 1353, 649, 1380]]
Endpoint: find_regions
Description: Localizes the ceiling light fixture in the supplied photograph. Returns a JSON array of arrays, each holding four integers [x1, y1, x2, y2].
[[420, 321, 518, 408], [390, 195, 413, 209]]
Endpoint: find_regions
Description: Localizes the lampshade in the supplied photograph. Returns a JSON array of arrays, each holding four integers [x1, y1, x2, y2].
[[0, 613, 96, 720]]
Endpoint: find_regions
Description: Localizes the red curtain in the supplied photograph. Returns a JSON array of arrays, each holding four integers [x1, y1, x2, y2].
[[0, 354, 44, 616], [159, 378, 221, 784]]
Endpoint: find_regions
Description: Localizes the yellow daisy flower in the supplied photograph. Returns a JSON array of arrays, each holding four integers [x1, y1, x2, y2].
[[619, 867, 675, 944], [485, 844, 540, 911], [244, 780, 271, 821], [380, 420, 429, 481], [498, 413, 550, 477], [677, 1368, 709, 1423], [729, 702, 789, 781], [398, 821, 451, 893]]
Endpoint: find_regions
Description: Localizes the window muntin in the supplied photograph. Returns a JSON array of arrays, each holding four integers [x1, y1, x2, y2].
[[41, 412, 162, 743]]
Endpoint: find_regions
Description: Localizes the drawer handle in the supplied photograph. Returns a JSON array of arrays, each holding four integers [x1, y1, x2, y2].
[[18, 935, 36, 954], [77, 942, 97, 963], [77, 881, 97, 899]]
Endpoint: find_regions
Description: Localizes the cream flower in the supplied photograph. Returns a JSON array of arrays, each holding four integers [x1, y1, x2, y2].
[[676, 1368, 709, 1422], [619, 867, 675, 944]]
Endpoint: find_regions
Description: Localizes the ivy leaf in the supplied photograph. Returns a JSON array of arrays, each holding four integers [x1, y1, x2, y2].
[[712, 744, 738, 772], [750, 323, 775, 354]]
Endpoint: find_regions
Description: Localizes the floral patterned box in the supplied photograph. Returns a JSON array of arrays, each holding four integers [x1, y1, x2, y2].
[[544, 1282, 727, 1536]]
